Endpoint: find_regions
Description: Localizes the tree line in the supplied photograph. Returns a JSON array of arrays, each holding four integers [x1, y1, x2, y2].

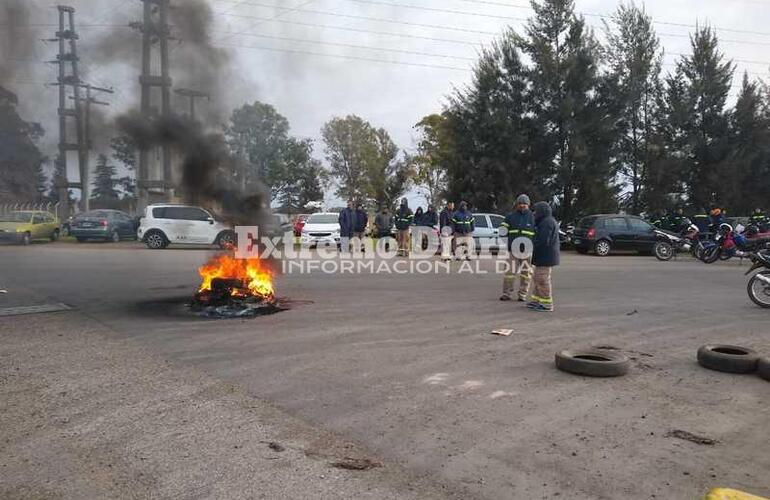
[[422, 0, 770, 222]]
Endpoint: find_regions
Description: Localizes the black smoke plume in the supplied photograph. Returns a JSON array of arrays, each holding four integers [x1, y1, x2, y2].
[[116, 112, 268, 227], [0, 0, 37, 88]]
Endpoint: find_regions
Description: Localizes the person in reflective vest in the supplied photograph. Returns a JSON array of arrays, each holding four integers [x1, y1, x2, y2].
[[500, 194, 535, 302], [452, 201, 475, 259], [394, 198, 414, 256], [750, 208, 768, 231]]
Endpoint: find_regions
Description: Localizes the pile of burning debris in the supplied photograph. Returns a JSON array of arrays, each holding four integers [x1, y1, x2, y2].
[[190, 254, 284, 318]]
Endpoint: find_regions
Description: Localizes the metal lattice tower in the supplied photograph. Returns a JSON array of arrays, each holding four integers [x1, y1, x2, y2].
[[133, 0, 173, 211]]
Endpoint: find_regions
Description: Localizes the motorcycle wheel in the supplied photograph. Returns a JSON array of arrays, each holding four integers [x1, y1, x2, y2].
[[654, 241, 674, 261], [747, 271, 770, 308], [701, 246, 721, 264], [719, 251, 732, 261], [692, 242, 705, 260]]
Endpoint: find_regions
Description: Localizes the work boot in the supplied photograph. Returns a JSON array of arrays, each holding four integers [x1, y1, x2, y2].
[[499, 294, 511, 301], [530, 303, 554, 313]]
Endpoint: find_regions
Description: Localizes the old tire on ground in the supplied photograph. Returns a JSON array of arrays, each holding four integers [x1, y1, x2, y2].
[[697, 344, 759, 374], [757, 357, 770, 381], [555, 349, 630, 377], [594, 239, 611, 257]]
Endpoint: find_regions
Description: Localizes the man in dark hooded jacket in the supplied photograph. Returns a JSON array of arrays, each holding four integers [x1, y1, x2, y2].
[[528, 201, 560, 312]]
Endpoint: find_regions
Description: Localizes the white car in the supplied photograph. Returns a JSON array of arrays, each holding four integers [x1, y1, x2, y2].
[[472, 213, 506, 252], [300, 212, 341, 247], [137, 204, 236, 249]]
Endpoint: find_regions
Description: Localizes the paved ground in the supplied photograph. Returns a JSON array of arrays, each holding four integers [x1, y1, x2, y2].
[[1, 241, 768, 499]]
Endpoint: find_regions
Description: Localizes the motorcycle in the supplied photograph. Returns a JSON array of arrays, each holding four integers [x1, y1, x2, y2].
[[745, 251, 770, 308], [700, 223, 770, 263], [653, 222, 699, 261]]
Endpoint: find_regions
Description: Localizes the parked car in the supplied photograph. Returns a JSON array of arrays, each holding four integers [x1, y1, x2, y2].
[[300, 212, 341, 247], [472, 213, 506, 252], [293, 214, 310, 237], [265, 213, 293, 238], [0, 211, 59, 245], [571, 214, 666, 256], [70, 209, 137, 243], [137, 204, 235, 250]]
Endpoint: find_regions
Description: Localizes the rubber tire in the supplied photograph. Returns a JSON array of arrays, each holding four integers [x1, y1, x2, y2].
[[217, 231, 237, 249], [50, 229, 60, 242], [555, 349, 630, 377], [575, 247, 589, 254], [747, 271, 770, 308], [594, 239, 611, 257], [701, 246, 721, 264], [21, 232, 31, 246], [697, 344, 759, 374], [654, 241, 674, 261], [758, 357, 770, 381], [144, 230, 168, 250], [110, 230, 120, 243]]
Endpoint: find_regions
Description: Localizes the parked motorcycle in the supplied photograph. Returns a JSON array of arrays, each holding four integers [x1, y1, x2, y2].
[[653, 222, 699, 261], [745, 251, 770, 308], [700, 223, 770, 264]]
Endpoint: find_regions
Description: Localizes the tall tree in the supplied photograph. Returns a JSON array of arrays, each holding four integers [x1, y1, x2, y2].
[[0, 86, 45, 202], [517, 0, 618, 221], [321, 115, 375, 202], [677, 26, 734, 209], [367, 128, 412, 208], [272, 138, 327, 211], [727, 74, 770, 213], [604, 2, 662, 214], [91, 154, 120, 204], [225, 102, 290, 192], [412, 114, 449, 206], [443, 32, 534, 210]]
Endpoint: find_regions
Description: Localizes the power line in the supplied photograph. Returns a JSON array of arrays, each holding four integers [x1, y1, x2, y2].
[[215, 4, 501, 35], [216, 42, 472, 72], [218, 31, 476, 60]]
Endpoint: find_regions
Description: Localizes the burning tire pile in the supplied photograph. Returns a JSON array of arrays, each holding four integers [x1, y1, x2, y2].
[[190, 253, 285, 319]]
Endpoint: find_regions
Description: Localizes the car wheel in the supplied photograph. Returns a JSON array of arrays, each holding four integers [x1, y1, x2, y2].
[[697, 344, 759, 374], [758, 357, 770, 381], [50, 229, 60, 242], [594, 239, 611, 256], [217, 230, 237, 249], [110, 230, 120, 243], [555, 349, 630, 377], [144, 230, 168, 250], [21, 232, 31, 246], [654, 241, 674, 261]]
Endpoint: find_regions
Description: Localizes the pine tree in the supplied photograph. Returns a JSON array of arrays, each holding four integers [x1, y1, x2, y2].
[[604, 2, 662, 214], [517, 0, 618, 221], [677, 26, 734, 210], [728, 74, 770, 213], [91, 154, 120, 203]]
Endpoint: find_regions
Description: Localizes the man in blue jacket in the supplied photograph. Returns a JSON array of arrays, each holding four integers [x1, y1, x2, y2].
[[500, 194, 535, 302], [452, 201, 475, 259], [528, 201, 560, 312], [338, 200, 356, 246], [439, 202, 455, 261]]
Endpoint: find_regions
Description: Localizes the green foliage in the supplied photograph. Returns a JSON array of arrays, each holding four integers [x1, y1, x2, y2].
[[91, 154, 120, 202], [412, 114, 449, 206]]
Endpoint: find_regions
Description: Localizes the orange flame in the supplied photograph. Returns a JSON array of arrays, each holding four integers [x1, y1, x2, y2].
[[197, 254, 275, 298]]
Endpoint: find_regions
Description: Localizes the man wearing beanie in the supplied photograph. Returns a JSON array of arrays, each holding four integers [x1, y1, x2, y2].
[[500, 194, 535, 301]]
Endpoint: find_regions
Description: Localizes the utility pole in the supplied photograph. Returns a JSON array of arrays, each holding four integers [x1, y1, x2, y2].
[[132, 0, 173, 212], [174, 88, 209, 121], [45, 5, 85, 220], [70, 84, 114, 210]]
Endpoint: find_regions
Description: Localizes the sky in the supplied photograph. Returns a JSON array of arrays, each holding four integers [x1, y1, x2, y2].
[[3, 0, 770, 208]]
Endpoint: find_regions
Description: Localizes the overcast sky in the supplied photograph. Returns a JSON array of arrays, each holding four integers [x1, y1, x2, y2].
[[4, 0, 770, 207]]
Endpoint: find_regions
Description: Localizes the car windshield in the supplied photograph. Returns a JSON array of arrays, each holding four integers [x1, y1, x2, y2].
[[307, 214, 338, 224], [0, 212, 33, 223]]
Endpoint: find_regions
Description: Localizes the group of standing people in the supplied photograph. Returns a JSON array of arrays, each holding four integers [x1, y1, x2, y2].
[[337, 194, 560, 312], [497, 194, 560, 313]]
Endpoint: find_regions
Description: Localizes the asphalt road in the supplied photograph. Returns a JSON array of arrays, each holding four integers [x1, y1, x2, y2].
[[1, 241, 769, 499]]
